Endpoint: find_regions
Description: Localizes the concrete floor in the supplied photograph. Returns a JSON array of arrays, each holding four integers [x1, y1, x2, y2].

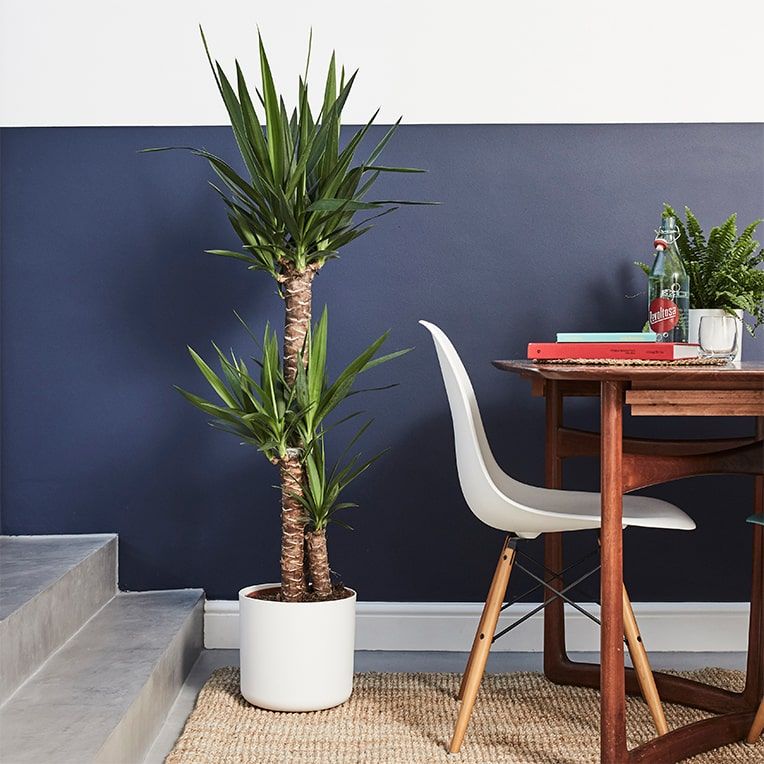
[[143, 649, 747, 763]]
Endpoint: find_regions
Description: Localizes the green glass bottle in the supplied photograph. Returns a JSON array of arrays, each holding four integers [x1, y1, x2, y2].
[[648, 216, 690, 342]]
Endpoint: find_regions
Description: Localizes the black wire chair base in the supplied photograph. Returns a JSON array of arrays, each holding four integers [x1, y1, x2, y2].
[[491, 537, 602, 645]]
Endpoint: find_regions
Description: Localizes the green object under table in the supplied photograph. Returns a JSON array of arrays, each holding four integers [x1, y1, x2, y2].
[[748, 515, 764, 526]]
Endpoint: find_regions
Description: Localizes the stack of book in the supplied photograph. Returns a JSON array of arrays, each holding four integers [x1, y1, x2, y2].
[[527, 332, 701, 361]]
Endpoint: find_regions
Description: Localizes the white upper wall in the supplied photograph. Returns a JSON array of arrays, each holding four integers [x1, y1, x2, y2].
[[1, 0, 762, 126]]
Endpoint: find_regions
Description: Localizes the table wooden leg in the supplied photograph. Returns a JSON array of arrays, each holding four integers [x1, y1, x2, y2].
[[544, 381, 570, 680], [600, 380, 627, 763], [744, 417, 764, 707]]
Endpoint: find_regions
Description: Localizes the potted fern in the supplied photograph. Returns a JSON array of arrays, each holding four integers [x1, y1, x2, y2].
[[148, 30, 427, 711], [637, 204, 764, 361]]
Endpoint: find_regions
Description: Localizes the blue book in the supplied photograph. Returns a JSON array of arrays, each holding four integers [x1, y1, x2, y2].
[[556, 331, 657, 343]]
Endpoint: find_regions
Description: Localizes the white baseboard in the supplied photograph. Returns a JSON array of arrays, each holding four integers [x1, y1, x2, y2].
[[204, 600, 750, 652]]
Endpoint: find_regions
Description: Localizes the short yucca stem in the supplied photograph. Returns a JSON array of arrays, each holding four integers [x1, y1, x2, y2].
[[279, 451, 308, 601], [306, 529, 333, 598]]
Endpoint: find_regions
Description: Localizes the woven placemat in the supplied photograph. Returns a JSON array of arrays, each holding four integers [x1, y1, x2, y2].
[[534, 357, 727, 366], [166, 668, 761, 763]]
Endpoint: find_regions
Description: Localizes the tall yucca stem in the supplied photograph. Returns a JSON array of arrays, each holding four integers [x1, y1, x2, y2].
[[282, 268, 316, 387], [280, 265, 336, 600], [280, 269, 313, 599], [279, 450, 308, 601]]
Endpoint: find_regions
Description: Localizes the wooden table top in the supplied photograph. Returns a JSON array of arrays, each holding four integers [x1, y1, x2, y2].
[[492, 359, 764, 385]]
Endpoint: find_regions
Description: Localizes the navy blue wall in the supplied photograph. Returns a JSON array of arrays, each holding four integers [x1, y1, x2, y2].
[[1, 124, 762, 600]]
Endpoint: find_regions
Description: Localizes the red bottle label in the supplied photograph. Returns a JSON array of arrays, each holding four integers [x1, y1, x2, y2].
[[648, 297, 679, 333]]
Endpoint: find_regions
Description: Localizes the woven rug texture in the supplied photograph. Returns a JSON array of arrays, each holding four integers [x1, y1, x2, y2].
[[166, 668, 762, 763]]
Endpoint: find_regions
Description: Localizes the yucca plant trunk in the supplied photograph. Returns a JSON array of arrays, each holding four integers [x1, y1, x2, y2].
[[283, 268, 316, 386], [280, 266, 333, 600], [306, 530, 333, 598], [279, 270, 314, 600], [279, 451, 308, 601]]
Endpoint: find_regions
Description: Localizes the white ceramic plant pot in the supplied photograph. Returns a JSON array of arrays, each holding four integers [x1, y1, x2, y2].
[[688, 308, 743, 362], [239, 583, 356, 712]]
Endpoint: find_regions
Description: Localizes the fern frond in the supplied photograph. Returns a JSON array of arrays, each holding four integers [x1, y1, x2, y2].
[[684, 206, 707, 257]]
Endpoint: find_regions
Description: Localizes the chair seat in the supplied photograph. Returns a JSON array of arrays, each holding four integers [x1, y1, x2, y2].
[[490, 471, 695, 537]]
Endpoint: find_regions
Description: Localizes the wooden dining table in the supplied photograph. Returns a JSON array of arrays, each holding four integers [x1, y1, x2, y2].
[[492, 360, 764, 763]]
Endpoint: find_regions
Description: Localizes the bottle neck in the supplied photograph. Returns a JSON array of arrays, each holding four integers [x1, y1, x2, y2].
[[655, 216, 679, 251]]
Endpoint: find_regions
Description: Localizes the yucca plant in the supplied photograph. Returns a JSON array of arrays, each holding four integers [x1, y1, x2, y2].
[[151, 29, 427, 600], [636, 204, 764, 335]]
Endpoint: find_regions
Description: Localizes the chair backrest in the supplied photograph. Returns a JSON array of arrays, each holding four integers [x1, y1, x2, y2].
[[419, 321, 526, 528]]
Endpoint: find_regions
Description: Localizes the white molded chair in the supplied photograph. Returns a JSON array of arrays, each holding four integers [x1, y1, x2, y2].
[[420, 321, 696, 753]]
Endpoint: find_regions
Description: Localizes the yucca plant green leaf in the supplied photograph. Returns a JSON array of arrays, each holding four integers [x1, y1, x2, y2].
[[176, 325, 299, 463], [296, 419, 385, 533], [292, 307, 410, 445], [293, 307, 409, 441]]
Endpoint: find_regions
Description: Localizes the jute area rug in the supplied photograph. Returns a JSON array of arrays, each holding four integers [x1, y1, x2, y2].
[[167, 668, 762, 763]]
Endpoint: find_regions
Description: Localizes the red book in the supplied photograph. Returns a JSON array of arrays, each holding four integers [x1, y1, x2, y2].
[[527, 342, 701, 360]]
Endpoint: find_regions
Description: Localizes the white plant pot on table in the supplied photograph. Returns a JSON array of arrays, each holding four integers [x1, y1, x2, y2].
[[688, 308, 743, 363], [239, 583, 356, 711]]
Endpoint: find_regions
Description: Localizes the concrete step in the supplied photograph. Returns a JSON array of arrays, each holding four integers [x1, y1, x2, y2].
[[0, 589, 204, 764], [0, 534, 117, 703]]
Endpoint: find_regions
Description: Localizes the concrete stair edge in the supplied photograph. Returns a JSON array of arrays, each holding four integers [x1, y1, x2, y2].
[[0, 534, 117, 704]]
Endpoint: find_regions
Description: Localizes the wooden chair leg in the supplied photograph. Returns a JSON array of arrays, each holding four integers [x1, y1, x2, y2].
[[746, 698, 764, 743], [451, 537, 516, 754], [622, 585, 669, 736], [458, 535, 512, 701]]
